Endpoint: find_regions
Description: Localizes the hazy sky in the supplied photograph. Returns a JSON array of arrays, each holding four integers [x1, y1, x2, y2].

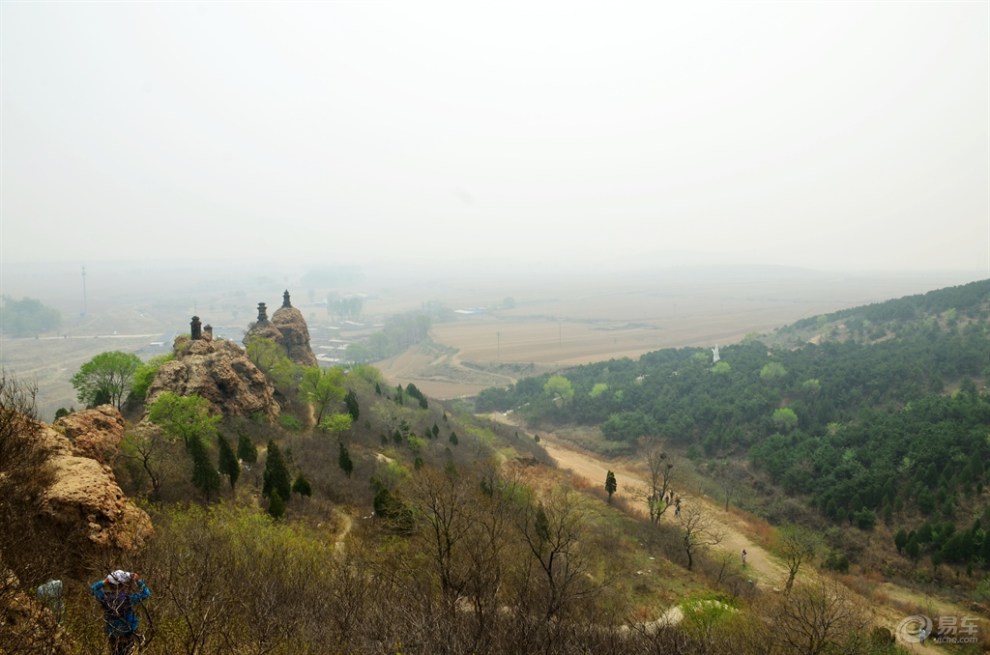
[[2, 1, 987, 274]]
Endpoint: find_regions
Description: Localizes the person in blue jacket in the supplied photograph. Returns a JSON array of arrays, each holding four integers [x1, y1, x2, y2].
[[90, 570, 151, 655]]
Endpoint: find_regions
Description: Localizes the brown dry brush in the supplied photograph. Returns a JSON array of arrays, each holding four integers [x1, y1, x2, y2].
[[0, 375, 72, 655], [1, 373, 904, 654], [59, 535, 896, 655]]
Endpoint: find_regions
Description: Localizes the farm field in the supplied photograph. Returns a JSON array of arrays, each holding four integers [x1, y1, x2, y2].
[[375, 270, 971, 399]]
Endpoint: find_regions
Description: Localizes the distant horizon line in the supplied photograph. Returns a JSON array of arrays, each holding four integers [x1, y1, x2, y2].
[[2, 257, 987, 278]]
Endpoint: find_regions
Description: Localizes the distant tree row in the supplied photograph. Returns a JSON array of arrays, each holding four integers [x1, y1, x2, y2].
[[327, 294, 363, 319], [0, 295, 60, 337], [346, 310, 433, 362], [788, 279, 990, 334]]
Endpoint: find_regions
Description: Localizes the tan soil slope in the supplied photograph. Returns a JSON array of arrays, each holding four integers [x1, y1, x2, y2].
[[498, 417, 979, 654]]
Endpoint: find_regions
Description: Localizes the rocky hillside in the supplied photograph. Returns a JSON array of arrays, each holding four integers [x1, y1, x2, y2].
[[243, 290, 318, 367], [1, 399, 151, 655], [45, 406, 154, 551], [147, 336, 280, 422]]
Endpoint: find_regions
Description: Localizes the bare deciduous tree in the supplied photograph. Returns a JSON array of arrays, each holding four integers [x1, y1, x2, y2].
[[409, 468, 476, 613], [770, 579, 870, 655], [639, 444, 674, 524], [778, 526, 819, 594], [679, 505, 724, 571], [517, 487, 597, 622], [119, 425, 168, 501]]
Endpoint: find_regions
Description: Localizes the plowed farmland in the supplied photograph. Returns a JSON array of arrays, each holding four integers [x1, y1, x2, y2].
[[375, 273, 947, 399]]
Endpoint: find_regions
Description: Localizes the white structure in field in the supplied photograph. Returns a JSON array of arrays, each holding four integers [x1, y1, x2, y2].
[[712, 345, 720, 363]]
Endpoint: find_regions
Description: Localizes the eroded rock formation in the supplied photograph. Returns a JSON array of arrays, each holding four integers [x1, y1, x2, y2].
[[53, 404, 124, 465], [244, 290, 317, 367], [147, 337, 280, 421], [0, 405, 143, 655], [0, 568, 73, 655], [36, 407, 153, 551]]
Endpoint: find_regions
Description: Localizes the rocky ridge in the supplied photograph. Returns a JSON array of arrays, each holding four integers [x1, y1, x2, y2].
[[147, 337, 280, 422], [244, 290, 318, 367], [42, 405, 153, 551]]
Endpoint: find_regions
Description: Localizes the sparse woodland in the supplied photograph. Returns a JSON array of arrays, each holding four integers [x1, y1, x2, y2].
[[3, 282, 990, 653], [479, 280, 990, 580]]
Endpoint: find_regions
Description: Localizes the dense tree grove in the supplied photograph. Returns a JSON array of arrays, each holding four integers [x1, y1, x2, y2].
[[346, 310, 433, 362], [71, 351, 143, 409], [326, 294, 364, 318], [0, 295, 61, 337], [476, 280, 990, 568]]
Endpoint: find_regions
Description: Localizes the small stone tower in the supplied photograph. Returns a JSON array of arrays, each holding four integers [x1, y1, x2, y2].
[[243, 290, 316, 367]]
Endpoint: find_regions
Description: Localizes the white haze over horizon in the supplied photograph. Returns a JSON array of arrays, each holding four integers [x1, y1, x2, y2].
[[1, 1, 988, 280]]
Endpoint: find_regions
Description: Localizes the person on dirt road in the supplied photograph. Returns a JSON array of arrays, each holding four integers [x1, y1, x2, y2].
[[90, 570, 151, 655]]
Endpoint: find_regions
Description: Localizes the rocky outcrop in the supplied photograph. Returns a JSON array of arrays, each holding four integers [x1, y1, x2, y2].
[[0, 569, 73, 655], [34, 408, 153, 551], [244, 290, 318, 367], [54, 404, 124, 464], [147, 337, 280, 422], [271, 304, 318, 367]]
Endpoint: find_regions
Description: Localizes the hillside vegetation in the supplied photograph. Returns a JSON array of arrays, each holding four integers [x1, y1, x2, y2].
[[4, 281, 989, 654], [477, 280, 990, 580]]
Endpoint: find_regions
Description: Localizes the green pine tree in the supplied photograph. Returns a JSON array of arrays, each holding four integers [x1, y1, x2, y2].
[[338, 442, 354, 477], [236, 432, 257, 463], [605, 470, 617, 504], [263, 441, 292, 501], [344, 389, 360, 420], [267, 490, 286, 519], [217, 434, 240, 489], [189, 436, 221, 501], [292, 473, 312, 497]]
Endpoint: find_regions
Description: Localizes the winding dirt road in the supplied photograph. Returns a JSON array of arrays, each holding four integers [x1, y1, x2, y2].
[[494, 414, 972, 653], [534, 428, 787, 588]]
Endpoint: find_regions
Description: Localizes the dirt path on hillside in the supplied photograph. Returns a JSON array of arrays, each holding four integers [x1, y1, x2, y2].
[[333, 511, 353, 554], [537, 430, 788, 588], [493, 414, 970, 653]]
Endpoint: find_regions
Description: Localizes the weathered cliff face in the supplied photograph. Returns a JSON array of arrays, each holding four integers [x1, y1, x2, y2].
[[147, 337, 280, 422], [270, 305, 318, 367], [54, 404, 124, 464], [38, 407, 153, 551], [243, 291, 318, 367], [1, 401, 143, 654]]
